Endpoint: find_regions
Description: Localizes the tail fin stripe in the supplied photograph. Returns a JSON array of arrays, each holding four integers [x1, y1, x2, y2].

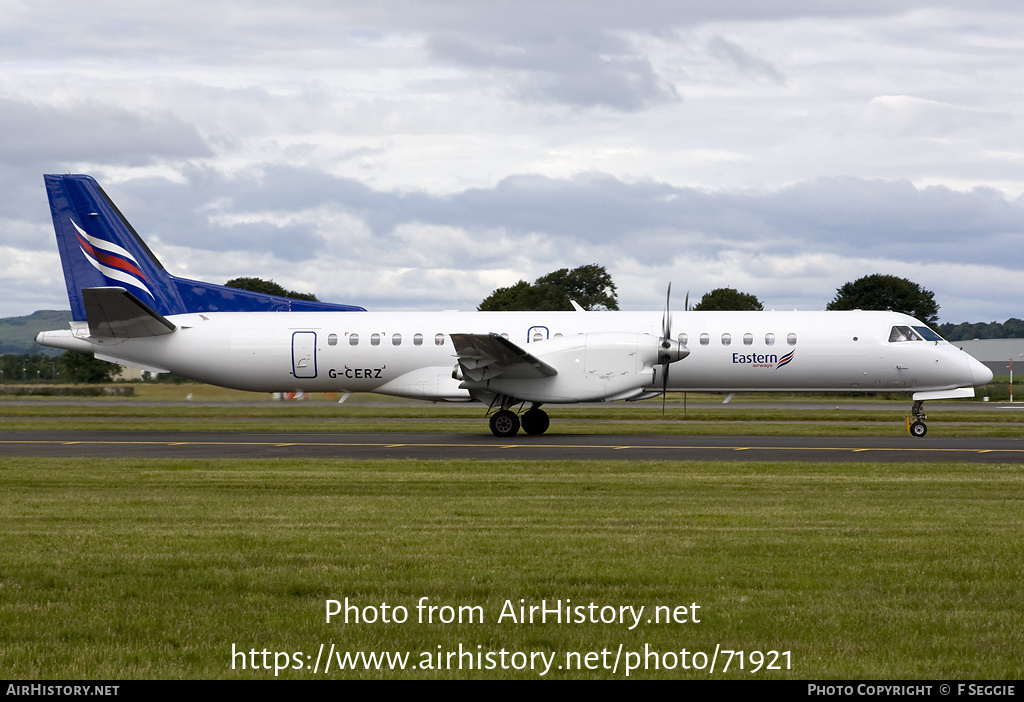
[[71, 220, 145, 270], [80, 253, 156, 298], [70, 218, 154, 297], [75, 231, 149, 281]]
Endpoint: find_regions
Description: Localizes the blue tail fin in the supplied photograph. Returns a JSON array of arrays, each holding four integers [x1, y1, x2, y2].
[[45, 174, 365, 320]]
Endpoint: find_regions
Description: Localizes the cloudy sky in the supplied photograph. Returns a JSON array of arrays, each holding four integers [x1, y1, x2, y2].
[[2, 1, 1023, 323]]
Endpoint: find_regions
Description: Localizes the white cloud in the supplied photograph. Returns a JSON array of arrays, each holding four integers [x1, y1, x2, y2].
[[2, 2, 1024, 323]]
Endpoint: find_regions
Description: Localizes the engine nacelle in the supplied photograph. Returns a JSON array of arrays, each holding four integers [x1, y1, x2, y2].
[[483, 332, 688, 403]]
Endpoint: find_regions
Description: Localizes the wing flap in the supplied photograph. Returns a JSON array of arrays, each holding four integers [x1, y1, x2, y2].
[[83, 287, 176, 338], [450, 333, 557, 382]]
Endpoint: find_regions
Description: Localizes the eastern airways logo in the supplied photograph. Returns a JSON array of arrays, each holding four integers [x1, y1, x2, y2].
[[72, 219, 154, 298], [732, 349, 795, 369]]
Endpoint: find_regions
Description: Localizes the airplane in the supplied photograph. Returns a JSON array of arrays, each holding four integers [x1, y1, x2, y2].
[[35, 174, 993, 438]]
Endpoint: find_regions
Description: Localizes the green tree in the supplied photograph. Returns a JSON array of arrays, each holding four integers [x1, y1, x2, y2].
[[826, 274, 939, 326], [57, 351, 122, 383], [0, 353, 62, 382], [691, 288, 763, 312], [225, 277, 319, 301], [478, 280, 536, 311], [479, 264, 618, 311], [938, 318, 1024, 341]]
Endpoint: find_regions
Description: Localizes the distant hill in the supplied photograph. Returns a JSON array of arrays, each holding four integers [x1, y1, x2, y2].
[[0, 310, 73, 356]]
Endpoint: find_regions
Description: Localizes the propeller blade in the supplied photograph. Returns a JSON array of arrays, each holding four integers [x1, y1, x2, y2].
[[662, 283, 672, 343], [662, 354, 669, 415], [662, 283, 672, 416]]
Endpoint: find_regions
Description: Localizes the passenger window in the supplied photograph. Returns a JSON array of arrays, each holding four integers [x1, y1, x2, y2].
[[349, 333, 359, 346], [435, 333, 445, 346], [328, 333, 338, 346], [413, 333, 423, 346], [699, 333, 709, 346], [678, 333, 687, 346], [721, 333, 731, 346], [392, 333, 402, 346], [371, 333, 381, 346], [743, 333, 753, 346], [787, 333, 797, 346], [765, 333, 775, 346], [533, 331, 544, 342]]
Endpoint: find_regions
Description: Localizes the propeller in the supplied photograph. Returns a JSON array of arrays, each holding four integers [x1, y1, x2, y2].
[[660, 283, 673, 415], [657, 284, 691, 414], [683, 290, 689, 414]]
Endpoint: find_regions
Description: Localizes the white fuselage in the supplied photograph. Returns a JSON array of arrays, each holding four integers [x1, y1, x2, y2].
[[39, 309, 991, 401]]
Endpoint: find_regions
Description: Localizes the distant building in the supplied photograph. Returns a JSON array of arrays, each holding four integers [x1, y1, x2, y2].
[[113, 366, 145, 382], [953, 339, 1024, 378]]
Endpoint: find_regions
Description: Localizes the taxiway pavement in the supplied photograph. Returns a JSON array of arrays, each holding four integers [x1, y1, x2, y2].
[[2, 430, 1022, 463]]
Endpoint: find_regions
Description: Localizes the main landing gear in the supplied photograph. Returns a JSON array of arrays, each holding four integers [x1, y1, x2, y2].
[[488, 403, 549, 438], [907, 400, 927, 437]]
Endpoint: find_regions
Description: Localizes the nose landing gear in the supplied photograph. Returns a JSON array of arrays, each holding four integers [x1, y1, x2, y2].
[[907, 400, 927, 437]]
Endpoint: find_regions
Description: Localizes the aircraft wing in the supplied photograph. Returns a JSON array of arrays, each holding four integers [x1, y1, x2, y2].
[[450, 333, 557, 382], [83, 286, 176, 338]]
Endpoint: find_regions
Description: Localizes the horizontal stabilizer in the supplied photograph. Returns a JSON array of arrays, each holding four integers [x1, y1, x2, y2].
[[450, 333, 557, 382], [84, 287, 176, 338]]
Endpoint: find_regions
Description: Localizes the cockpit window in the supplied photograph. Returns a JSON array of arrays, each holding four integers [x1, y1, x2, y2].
[[913, 326, 944, 342], [889, 325, 924, 343]]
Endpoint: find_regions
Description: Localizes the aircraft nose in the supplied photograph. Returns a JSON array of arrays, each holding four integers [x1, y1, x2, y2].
[[967, 353, 993, 386]]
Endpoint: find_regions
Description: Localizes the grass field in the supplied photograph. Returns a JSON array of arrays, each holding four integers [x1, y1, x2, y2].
[[2, 454, 1022, 679]]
